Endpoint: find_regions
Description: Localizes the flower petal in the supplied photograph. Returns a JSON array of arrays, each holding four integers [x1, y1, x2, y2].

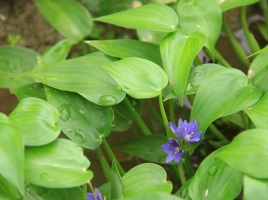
[[86, 193, 95, 200], [169, 122, 177, 134], [161, 143, 174, 153], [174, 150, 183, 163], [165, 151, 175, 163]]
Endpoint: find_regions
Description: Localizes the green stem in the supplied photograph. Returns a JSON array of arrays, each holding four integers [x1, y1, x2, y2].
[[222, 14, 250, 67], [158, 93, 173, 138], [95, 146, 111, 182], [260, 0, 268, 37], [241, 6, 260, 54], [81, 41, 88, 55], [208, 123, 229, 141], [102, 137, 126, 176], [184, 155, 195, 178], [82, 184, 87, 200], [193, 55, 202, 66], [123, 97, 152, 136], [145, 99, 164, 126], [169, 99, 175, 123], [239, 111, 249, 130], [210, 49, 232, 68], [178, 162, 186, 185]]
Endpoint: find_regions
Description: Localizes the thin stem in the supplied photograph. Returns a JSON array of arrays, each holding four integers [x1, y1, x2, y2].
[[145, 99, 164, 126], [178, 162, 186, 185], [184, 155, 195, 178], [260, 0, 268, 37], [123, 97, 152, 136], [241, 6, 260, 54], [95, 146, 111, 182], [222, 14, 250, 67], [82, 184, 87, 200], [209, 49, 232, 68], [239, 111, 249, 130], [208, 123, 229, 141], [81, 41, 88, 55], [102, 137, 126, 176], [193, 55, 202, 66], [158, 93, 173, 138], [87, 182, 95, 199]]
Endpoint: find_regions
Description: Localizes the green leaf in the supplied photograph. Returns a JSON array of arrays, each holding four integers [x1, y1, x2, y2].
[[185, 64, 224, 95], [0, 175, 20, 199], [25, 138, 93, 188], [248, 50, 268, 79], [189, 150, 243, 200], [216, 0, 259, 12], [191, 68, 262, 133], [34, 0, 92, 42], [42, 39, 73, 64], [118, 193, 184, 200], [0, 123, 24, 195], [137, 30, 168, 45], [0, 46, 38, 89], [160, 30, 206, 104], [24, 184, 82, 200], [11, 83, 47, 101], [85, 39, 162, 66], [45, 87, 113, 149], [114, 135, 168, 164], [175, 178, 192, 200], [25, 55, 126, 106], [99, 57, 168, 99], [94, 3, 178, 32], [176, 0, 222, 55], [217, 129, 268, 179], [111, 160, 124, 199], [243, 175, 268, 200], [111, 98, 141, 132], [9, 97, 61, 146], [122, 163, 172, 197], [245, 92, 268, 129], [251, 65, 268, 92]]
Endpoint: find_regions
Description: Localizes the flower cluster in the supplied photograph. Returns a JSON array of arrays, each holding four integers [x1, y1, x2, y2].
[[161, 119, 202, 163], [87, 188, 102, 200]]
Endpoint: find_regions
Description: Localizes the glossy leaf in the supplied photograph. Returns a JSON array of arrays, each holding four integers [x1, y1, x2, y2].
[[34, 0, 92, 42], [160, 30, 206, 104], [189, 150, 243, 200], [0, 46, 37, 89], [245, 92, 268, 129], [251, 65, 268, 92], [25, 55, 126, 106], [217, 129, 268, 179], [243, 175, 268, 200], [85, 39, 162, 66], [111, 160, 124, 199], [0, 123, 24, 195], [42, 39, 73, 64], [122, 163, 172, 197], [99, 57, 168, 99], [24, 184, 82, 200], [185, 64, 224, 95], [114, 135, 168, 164], [118, 193, 184, 200], [24, 138, 93, 188], [176, 0, 222, 55], [217, 0, 260, 12], [45, 87, 113, 149], [94, 3, 178, 32], [191, 68, 262, 133], [137, 29, 168, 45], [248, 50, 268, 79], [9, 97, 61, 146]]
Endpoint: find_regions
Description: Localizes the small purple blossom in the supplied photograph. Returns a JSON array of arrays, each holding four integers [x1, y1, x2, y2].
[[169, 119, 202, 143], [161, 138, 184, 163], [87, 188, 102, 200]]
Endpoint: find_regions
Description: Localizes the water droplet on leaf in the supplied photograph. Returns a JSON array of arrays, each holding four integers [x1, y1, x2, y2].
[[58, 104, 71, 121], [208, 166, 217, 175], [194, 72, 201, 76], [40, 173, 51, 181], [98, 95, 117, 106], [74, 130, 86, 144]]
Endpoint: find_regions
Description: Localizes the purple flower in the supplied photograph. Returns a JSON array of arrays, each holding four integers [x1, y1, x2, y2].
[[169, 119, 202, 143], [161, 138, 184, 163], [87, 188, 102, 200]]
